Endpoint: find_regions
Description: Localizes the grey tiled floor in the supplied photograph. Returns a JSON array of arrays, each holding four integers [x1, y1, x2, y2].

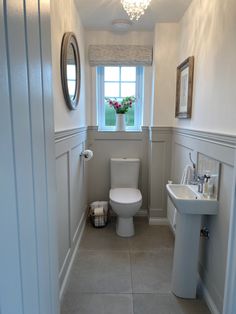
[[61, 217, 210, 314]]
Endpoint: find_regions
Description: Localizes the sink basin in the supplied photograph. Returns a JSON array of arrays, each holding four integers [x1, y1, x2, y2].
[[166, 184, 218, 215]]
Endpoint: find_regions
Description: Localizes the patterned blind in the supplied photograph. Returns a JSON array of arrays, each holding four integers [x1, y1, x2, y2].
[[88, 45, 153, 66]]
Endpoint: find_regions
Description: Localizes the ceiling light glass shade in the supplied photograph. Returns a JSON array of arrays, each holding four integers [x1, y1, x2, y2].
[[121, 0, 152, 21]]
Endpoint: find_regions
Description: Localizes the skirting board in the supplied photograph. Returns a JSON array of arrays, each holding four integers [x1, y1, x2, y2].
[[149, 217, 169, 225], [198, 277, 220, 314], [59, 211, 87, 301], [168, 221, 176, 236], [136, 209, 148, 217]]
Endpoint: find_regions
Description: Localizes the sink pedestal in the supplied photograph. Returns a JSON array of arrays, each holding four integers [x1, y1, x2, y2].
[[171, 212, 201, 299], [166, 184, 218, 299]]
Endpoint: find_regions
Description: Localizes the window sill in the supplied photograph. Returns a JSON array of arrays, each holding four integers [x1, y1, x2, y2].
[[88, 126, 148, 140], [98, 129, 142, 133]]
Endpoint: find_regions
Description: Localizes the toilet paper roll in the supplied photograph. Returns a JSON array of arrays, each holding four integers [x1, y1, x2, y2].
[[94, 207, 104, 216], [82, 149, 93, 160]]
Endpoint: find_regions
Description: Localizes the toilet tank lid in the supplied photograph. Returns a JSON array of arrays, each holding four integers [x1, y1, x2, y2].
[[110, 158, 140, 162]]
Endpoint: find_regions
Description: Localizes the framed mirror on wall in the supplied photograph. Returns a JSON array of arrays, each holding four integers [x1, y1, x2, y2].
[[61, 32, 81, 110]]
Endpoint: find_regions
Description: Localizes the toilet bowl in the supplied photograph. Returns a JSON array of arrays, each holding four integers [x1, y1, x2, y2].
[[109, 158, 142, 237]]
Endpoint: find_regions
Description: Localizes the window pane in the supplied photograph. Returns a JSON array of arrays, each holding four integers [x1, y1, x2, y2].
[[121, 83, 135, 97], [104, 82, 119, 97], [121, 67, 136, 81], [67, 64, 76, 80], [67, 81, 76, 99], [125, 106, 135, 126], [104, 67, 119, 81], [105, 102, 116, 126]]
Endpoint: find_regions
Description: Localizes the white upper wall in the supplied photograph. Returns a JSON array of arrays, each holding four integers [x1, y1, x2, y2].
[[152, 0, 236, 134], [85, 30, 154, 126], [51, 0, 87, 132], [174, 0, 236, 134], [51, 0, 236, 134], [151, 23, 179, 126], [85, 30, 154, 45]]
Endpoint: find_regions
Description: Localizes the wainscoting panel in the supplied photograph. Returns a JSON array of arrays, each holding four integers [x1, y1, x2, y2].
[[171, 128, 236, 313], [172, 142, 195, 183], [56, 152, 70, 273], [70, 143, 85, 242], [55, 128, 88, 295], [149, 127, 172, 218]]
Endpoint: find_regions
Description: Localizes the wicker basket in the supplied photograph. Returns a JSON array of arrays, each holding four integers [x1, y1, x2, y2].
[[89, 201, 109, 228]]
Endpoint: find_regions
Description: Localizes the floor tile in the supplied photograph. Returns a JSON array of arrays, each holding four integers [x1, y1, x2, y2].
[[67, 250, 132, 293], [129, 219, 174, 251], [129, 229, 174, 251], [131, 250, 173, 293], [61, 219, 210, 314], [133, 293, 181, 314], [61, 293, 133, 314], [80, 222, 130, 251], [133, 293, 210, 314], [171, 294, 211, 314]]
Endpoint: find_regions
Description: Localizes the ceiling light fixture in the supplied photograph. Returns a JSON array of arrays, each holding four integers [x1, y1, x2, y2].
[[121, 0, 152, 21], [112, 19, 132, 32]]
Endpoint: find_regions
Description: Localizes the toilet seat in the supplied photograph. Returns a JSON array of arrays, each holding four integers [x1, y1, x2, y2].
[[109, 188, 142, 205]]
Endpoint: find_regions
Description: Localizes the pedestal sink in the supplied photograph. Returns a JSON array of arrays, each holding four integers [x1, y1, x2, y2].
[[166, 184, 218, 299]]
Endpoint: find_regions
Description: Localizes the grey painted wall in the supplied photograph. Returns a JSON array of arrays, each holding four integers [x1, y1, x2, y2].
[[55, 128, 88, 294], [149, 128, 172, 218]]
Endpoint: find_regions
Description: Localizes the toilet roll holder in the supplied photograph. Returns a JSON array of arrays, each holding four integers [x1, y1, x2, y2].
[[80, 149, 93, 160]]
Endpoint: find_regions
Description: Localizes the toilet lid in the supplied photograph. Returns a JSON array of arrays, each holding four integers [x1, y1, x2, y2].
[[110, 188, 142, 204]]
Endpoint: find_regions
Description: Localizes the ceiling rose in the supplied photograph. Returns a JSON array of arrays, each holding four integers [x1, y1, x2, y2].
[[121, 0, 152, 21]]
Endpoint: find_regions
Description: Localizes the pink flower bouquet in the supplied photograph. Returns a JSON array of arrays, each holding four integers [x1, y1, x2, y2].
[[105, 96, 136, 114]]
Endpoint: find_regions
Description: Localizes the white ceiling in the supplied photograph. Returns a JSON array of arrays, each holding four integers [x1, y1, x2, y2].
[[75, 0, 193, 31]]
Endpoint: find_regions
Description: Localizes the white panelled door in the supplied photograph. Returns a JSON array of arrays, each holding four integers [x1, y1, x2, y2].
[[0, 0, 59, 314]]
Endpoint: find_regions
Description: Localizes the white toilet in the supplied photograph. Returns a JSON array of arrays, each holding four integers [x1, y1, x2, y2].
[[109, 158, 142, 237]]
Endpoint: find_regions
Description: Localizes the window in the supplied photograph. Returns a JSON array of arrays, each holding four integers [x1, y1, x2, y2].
[[97, 66, 143, 131]]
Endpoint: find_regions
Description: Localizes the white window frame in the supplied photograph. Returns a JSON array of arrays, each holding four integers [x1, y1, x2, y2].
[[96, 66, 144, 131]]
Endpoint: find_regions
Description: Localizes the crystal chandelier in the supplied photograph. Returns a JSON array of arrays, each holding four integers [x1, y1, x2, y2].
[[121, 0, 152, 21]]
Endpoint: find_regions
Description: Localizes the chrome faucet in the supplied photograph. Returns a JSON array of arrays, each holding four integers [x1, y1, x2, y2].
[[189, 152, 198, 185], [192, 166, 198, 185]]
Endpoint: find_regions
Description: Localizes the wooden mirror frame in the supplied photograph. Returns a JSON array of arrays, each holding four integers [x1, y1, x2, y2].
[[61, 32, 81, 110]]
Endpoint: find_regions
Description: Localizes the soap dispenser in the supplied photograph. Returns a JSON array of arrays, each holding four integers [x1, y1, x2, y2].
[[208, 177, 214, 198], [203, 171, 211, 197]]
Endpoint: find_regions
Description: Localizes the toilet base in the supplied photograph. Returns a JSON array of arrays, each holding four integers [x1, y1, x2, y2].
[[116, 217, 134, 237]]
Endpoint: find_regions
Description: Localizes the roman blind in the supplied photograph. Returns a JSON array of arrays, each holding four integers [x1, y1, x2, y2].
[[88, 45, 153, 66]]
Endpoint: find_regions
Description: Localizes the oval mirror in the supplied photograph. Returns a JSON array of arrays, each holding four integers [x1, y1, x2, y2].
[[61, 32, 81, 110]]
